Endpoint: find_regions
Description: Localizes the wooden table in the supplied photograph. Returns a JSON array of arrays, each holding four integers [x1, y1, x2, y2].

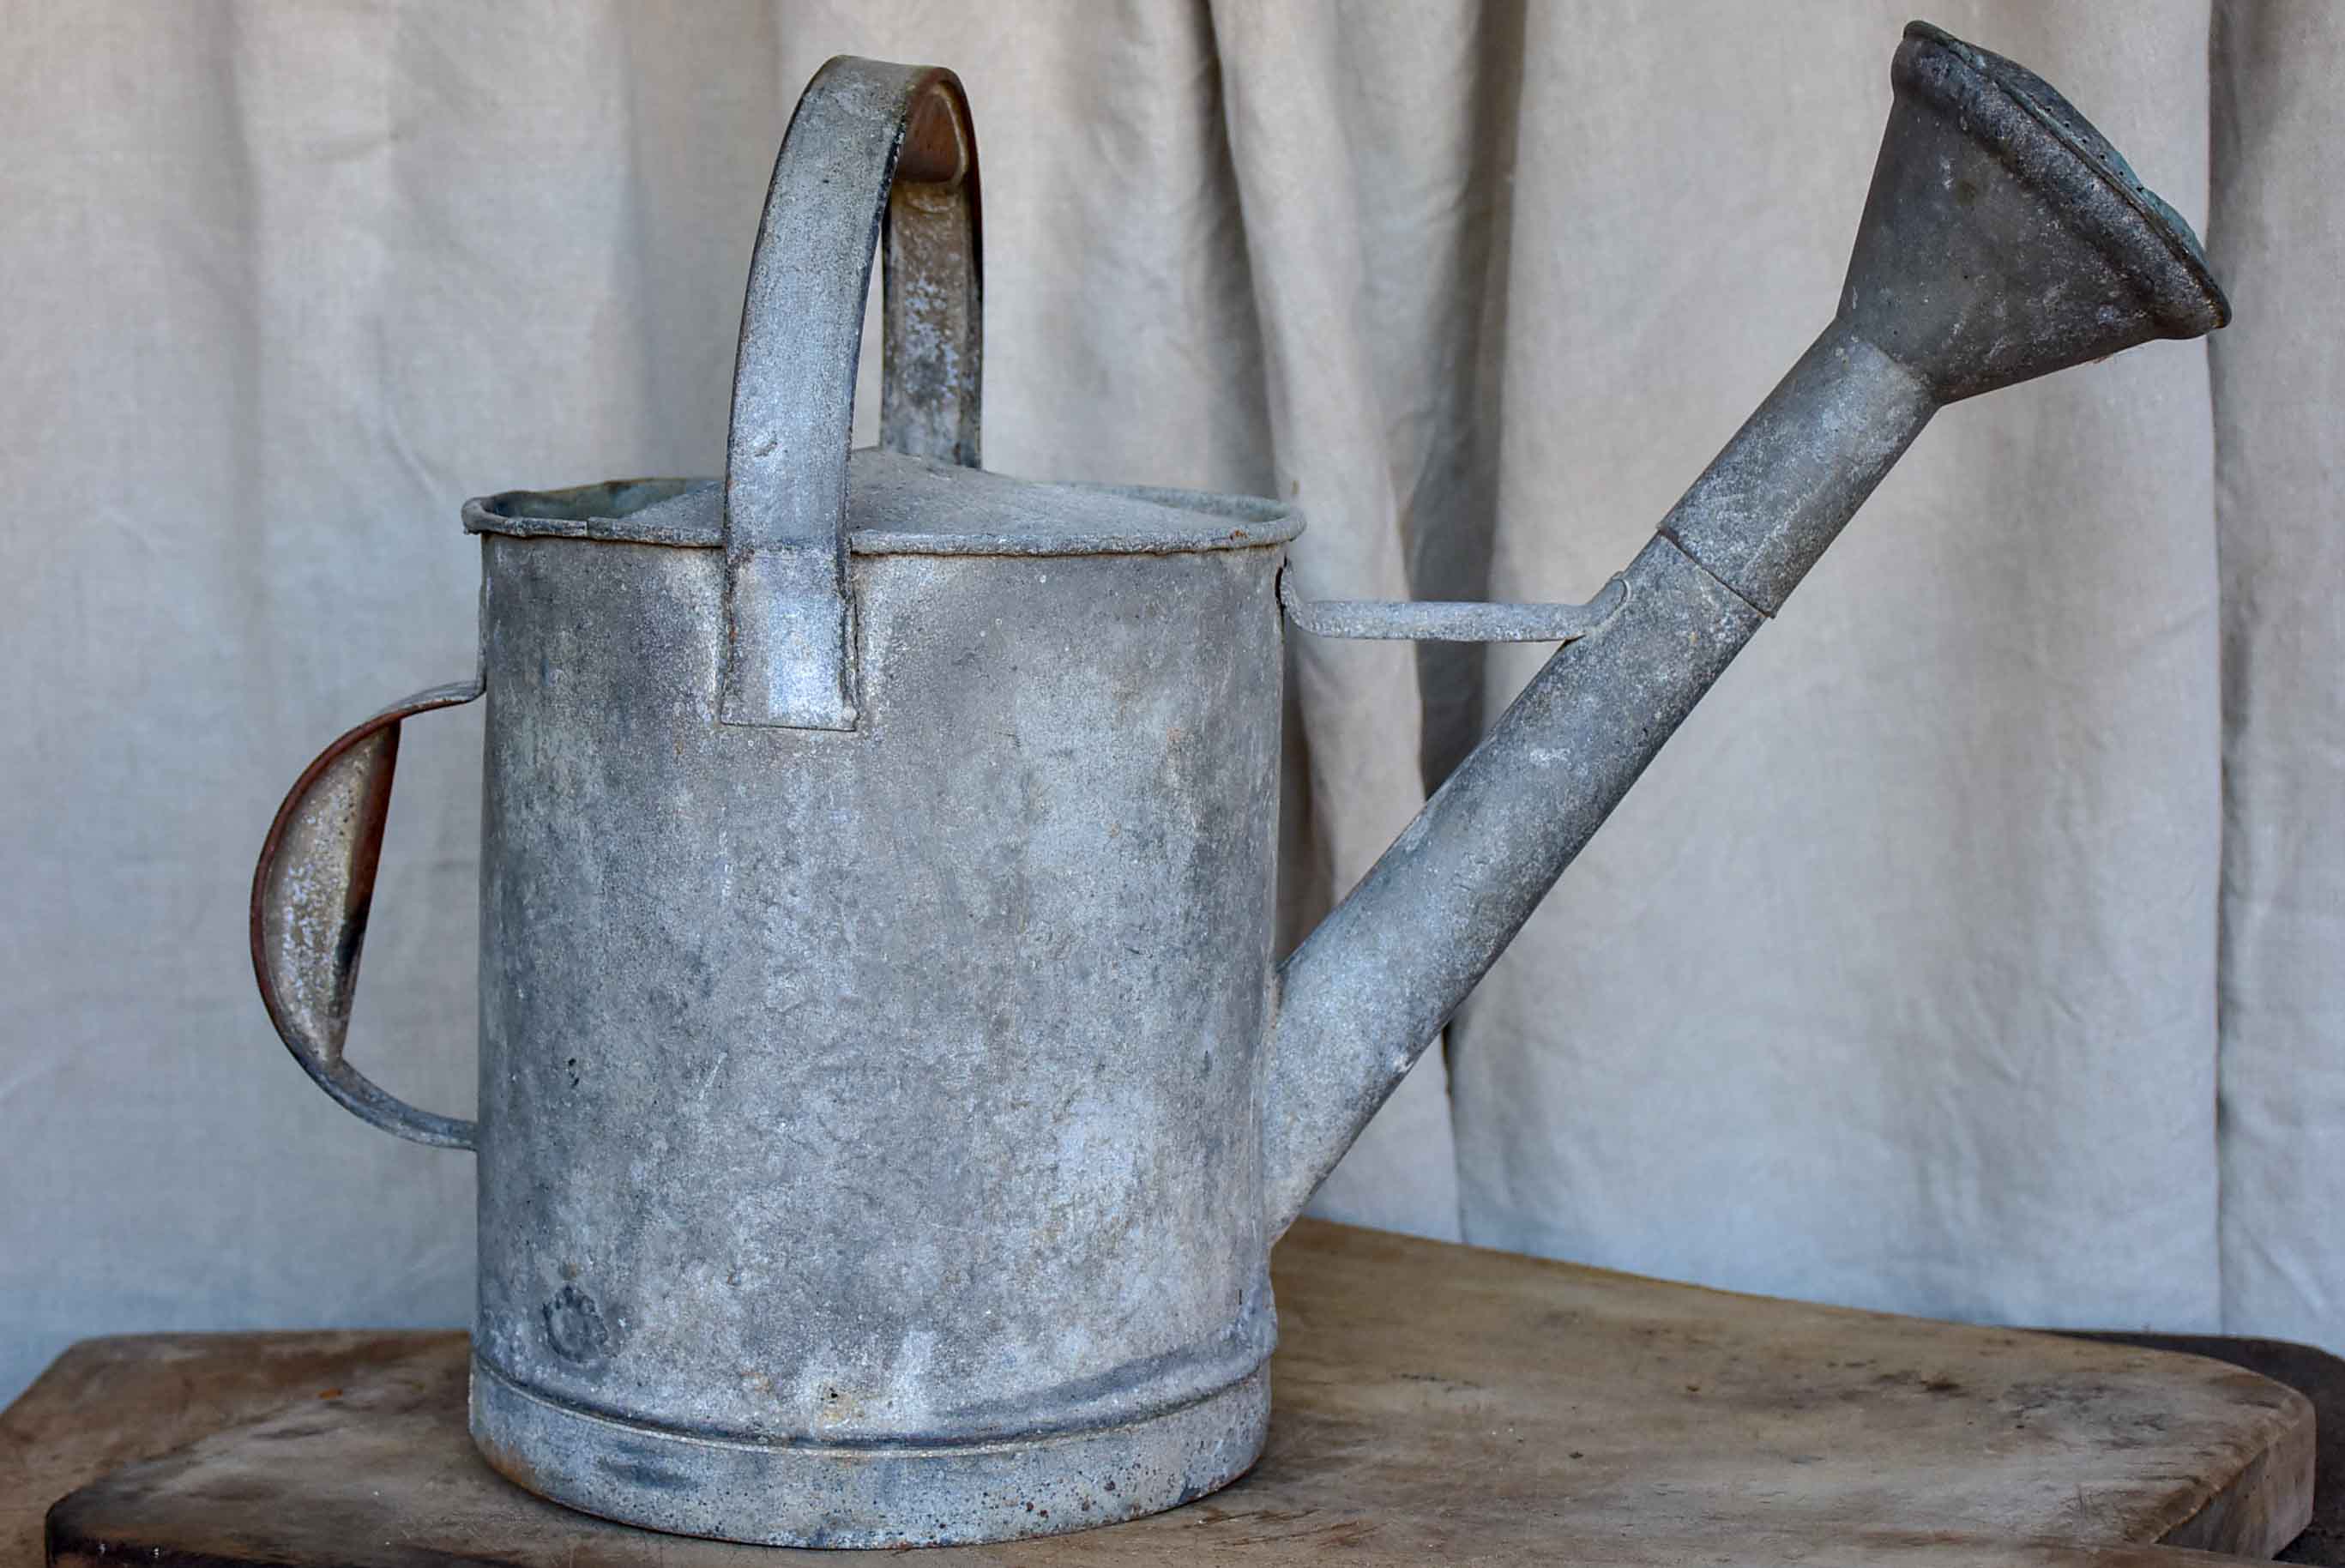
[[3, 1221, 2318, 1566]]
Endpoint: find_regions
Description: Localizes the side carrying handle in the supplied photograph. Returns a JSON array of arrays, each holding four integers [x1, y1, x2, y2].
[[722, 57, 983, 730], [250, 680, 484, 1149]]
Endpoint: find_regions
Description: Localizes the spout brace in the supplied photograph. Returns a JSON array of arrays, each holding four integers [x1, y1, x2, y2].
[[1280, 571, 1627, 642]]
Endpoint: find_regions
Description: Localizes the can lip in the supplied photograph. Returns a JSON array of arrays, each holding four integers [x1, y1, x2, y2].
[[463, 448, 1303, 557], [1896, 21, 2229, 335]]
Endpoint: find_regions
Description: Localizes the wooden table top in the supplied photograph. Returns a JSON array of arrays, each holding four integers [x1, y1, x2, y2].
[[3, 1220, 2316, 1566]]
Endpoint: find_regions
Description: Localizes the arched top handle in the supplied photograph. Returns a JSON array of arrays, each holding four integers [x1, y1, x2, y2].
[[722, 57, 983, 730]]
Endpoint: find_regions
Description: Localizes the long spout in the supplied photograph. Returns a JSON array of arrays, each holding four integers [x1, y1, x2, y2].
[[1263, 327, 1931, 1230], [1260, 21, 2230, 1236]]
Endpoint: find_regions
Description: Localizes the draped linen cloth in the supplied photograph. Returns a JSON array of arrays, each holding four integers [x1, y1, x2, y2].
[[3, 0, 2336, 1402]]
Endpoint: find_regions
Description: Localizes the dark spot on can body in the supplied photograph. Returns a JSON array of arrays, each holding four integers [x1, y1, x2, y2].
[[543, 1282, 613, 1364]]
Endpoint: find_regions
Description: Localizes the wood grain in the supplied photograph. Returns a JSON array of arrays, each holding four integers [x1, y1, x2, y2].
[[12, 1221, 2316, 1566]]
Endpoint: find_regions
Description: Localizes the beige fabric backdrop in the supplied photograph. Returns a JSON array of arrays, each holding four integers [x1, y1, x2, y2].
[[3, 1, 2336, 1404]]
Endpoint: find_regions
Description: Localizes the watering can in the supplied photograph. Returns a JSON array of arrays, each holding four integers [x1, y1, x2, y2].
[[252, 23, 2228, 1548]]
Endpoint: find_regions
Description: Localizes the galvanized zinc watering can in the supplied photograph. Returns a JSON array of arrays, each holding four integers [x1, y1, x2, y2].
[[253, 24, 2228, 1548]]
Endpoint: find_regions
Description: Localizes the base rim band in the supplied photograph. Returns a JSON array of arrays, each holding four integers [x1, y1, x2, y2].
[[468, 1354, 1270, 1547]]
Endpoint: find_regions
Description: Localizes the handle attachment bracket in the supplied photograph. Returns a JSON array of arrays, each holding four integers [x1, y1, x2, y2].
[[721, 57, 982, 730]]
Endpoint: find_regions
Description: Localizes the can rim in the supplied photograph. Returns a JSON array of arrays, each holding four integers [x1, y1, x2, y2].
[[463, 449, 1303, 557]]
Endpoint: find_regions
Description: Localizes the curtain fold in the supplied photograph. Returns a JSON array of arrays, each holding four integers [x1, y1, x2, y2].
[[2209, 0, 2345, 1352]]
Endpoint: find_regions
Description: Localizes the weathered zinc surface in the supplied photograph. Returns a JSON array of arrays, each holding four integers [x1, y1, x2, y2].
[[251, 22, 2227, 1549], [465, 461, 1292, 1542]]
